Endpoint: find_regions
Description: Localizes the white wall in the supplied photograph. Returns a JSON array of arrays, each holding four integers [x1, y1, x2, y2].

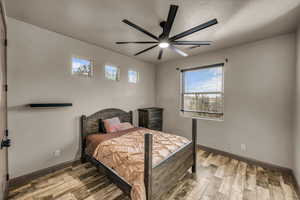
[[294, 26, 300, 184], [156, 34, 296, 168], [7, 18, 156, 178]]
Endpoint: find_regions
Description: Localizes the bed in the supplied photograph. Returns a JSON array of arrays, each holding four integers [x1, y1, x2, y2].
[[81, 108, 197, 200]]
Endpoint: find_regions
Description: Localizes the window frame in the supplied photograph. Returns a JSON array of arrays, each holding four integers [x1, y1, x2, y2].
[[180, 63, 225, 121], [104, 64, 120, 81], [71, 55, 93, 78], [128, 69, 139, 83]]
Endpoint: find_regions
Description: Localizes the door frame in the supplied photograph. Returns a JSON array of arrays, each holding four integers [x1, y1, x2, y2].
[[0, 0, 8, 198]]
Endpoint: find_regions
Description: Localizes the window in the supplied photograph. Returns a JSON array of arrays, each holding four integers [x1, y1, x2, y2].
[[71, 57, 92, 77], [128, 70, 138, 83], [105, 65, 120, 81], [181, 63, 224, 120]]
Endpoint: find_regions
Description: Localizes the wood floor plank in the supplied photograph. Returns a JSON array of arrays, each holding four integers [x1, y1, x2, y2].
[[214, 155, 230, 179], [55, 193, 77, 200], [159, 173, 192, 200], [232, 162, 247, 189], [269, 185, 284, 200], [43, 179, 82, 198], [12, 180, 66, 200], [256, 167, 270, 200], [243, 189, 257, 200], [202, 153, 215, 167], [256, 186, 270, 200], [185, 177, 210, 200], [229, 161, 247, 200], [83, 184, 117, 200], [8, 184, 32, 198], [218, 159, 239, 199], [113, 193, 130, 200], [219, 176, 234, 200], [102, 187, 123, 200], [199, 151, 211, 165], [203, 176, 223, 199], [198, 149, 206, 157], [172, 179, 195, 200], [209, 154, 223, 167], [224, 159, 239, 177], [245, 165, 256, 191], [215, 165, 227, 179], [74, 177, 112, 200], [243, 165, 257, 200], [256, 167, 269, 188], [280, 175, 298, 200]]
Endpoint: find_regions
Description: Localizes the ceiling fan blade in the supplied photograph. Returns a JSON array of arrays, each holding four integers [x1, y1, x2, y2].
[[172, 41, 212, 45], [189, 45, 201, 49], [122, 19, 159, 41], [162, 5, 178, 38], [170, 19, 218, 41], [169, 45, 188, 57], [134, 45, 158, 56], [158, 49, 163, 60], [116, 41, 158, 44]]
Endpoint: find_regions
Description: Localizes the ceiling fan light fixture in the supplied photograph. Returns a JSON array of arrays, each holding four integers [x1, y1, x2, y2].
[[158, 42, 169, 48]]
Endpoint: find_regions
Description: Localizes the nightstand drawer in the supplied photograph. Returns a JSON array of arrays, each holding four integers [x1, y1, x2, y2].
[[148, 116, 162, 123], [149, 120, 162, 127], [149, 111, 162, 119], [148, 123, 162, 131]]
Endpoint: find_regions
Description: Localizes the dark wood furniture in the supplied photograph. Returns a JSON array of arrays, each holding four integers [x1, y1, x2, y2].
[[138, 107, 163, 131], [81, 108, 197, 200]]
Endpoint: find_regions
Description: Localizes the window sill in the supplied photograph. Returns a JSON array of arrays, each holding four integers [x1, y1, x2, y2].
[[180, 112, 224, 122]]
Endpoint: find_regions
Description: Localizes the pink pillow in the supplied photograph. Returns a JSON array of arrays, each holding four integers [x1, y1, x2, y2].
[[103, 117, 121, 133], [116, 122, 134, 131]]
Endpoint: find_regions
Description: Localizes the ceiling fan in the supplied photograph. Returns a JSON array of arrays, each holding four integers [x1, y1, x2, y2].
[[116, 4, 218, 60]]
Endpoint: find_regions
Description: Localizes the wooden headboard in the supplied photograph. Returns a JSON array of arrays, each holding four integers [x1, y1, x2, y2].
[[81, 108, 133, 137], [81, 108, 132, 161]]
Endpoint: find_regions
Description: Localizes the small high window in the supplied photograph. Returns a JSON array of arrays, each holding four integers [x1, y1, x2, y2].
[[105, 65, 120, 81], [128, 70, 138, 83], [71, 57, 92, 77], [181, 63, 224, 120]]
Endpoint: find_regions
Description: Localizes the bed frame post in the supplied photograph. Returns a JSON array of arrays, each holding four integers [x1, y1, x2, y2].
[[192, 118, 197, 174], [144, 133, 153, 200], [129, 111, 133, 124], [81, 115, 87, 163]]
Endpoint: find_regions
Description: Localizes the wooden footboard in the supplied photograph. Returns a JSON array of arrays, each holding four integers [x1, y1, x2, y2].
[[152, 141, 193, 200], [144, 119, 197, 200]]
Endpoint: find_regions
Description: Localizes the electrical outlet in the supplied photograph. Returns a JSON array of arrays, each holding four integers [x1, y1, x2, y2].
[[53, 150, 61, 157], [241, 144, 247, 152]]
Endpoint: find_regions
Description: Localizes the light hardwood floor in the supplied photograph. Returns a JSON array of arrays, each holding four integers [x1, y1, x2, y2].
[[8, 149, 300, 200]]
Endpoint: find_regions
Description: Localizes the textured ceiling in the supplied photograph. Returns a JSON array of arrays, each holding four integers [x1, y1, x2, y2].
[[5, 0, 300, 64]]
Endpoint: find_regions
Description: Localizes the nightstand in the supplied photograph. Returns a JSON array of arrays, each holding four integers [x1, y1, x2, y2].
[[138, 107, 163, 131]]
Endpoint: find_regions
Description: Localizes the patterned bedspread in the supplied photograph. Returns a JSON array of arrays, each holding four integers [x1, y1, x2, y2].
[[93, 128, 190, 200]]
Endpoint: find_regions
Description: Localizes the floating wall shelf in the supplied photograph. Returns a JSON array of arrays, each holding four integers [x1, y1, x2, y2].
[[29, 103, 73, 108]]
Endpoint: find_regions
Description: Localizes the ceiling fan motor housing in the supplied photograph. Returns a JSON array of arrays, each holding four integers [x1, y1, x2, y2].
[[159, 21, 167, 39], [160, 21, 166, 29]]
